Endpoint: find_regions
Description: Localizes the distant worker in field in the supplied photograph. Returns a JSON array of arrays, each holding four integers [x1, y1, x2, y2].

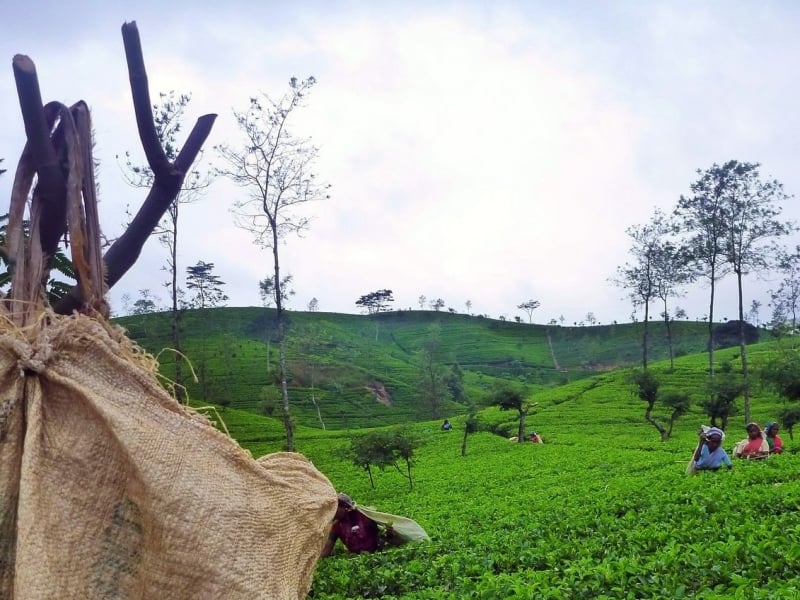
[[321, 493, 430, 557], [441, 419, 452, 431], [732, 422, 769, 459], [529, 431, 543, 444], [689, 427, 732, 473], [765, 422, 784, 454]]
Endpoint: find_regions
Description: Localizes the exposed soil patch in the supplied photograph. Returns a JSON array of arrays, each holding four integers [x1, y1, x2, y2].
[[365, 381, 392, 407]]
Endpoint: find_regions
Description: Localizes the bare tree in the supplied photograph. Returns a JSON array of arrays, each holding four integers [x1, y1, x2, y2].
[[119, 91, 213, 402], [216, 77, 329, 451]]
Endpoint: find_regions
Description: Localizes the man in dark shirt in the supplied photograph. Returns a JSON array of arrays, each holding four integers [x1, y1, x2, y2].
[[320, 494, 380, 556]]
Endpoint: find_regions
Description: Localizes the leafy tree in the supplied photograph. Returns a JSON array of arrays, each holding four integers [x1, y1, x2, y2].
[[674, 162, 738, 379], [614, 210, 674, 369], [259, 274, 295, 308], [186, 261, 228, 309], [465, 299, 472, 314], [186, 261, 228, 397], [702, 362, 743, 431], [779, 407, 800, 441], [307, 297, 319, 312], [418, 295, 427, 310], [652, 239, 695, 369], [430, 298, 445, 312], [748, 300, 762, 327], [461, 406, 479, 457], [355, 289, 394, 314], [662, 391, 691, 438], [120, 91, 212, 403], [356, 289, 394, 341], [631, 369, 668, 441], [217, 76, 330, 451], [718, 160, 793, 423], [517, 299, 540, 323], [417, 325, 448, 418], [761, 351, 800, 439], [492, 386, 537, 443], [0, 158, 5, 176], [132, 288, 159, 314], [770, 247, 800, 332], [445, 362, 466, 404], [344, 429, 421, 490]]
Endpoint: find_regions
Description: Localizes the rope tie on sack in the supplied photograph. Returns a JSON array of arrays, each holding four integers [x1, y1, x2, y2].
[[11, 335, 53, 375]]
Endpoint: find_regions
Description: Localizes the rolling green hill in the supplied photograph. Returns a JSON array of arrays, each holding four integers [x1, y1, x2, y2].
[[114, 308, 800, 598], [114, 307, 748, 429]]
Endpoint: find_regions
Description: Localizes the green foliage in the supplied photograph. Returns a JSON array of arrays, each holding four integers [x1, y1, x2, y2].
[[113, 308, 729, 429], [631, 369, 659, 406], [345, 429, 422, 489], [186, 261, 228, 309], [762, 352, 800, 402], [0, 214, 76, 305], [711, 320, 760, 350], [704, 362, 744, 430], [356, 289, 395, 314]]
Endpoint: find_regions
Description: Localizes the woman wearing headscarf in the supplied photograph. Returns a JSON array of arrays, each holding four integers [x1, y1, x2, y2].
[[321, 493, 381, 557], [320, 493, 430, 557], [732, 422, 770, 459], [690, 427, 733, 472], [765, 422, 784, 454]]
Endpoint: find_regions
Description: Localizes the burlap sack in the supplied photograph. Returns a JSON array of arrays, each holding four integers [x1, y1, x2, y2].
[[0, 312, 337, 599]]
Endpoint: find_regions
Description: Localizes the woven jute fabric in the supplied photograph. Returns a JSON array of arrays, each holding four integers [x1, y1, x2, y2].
[[0, 312, 337, 599]]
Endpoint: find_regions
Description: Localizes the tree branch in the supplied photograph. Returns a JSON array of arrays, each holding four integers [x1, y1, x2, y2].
[[12, 54, 67, 258], [52, 23, 217, 315], [121, 21, 171, 176]]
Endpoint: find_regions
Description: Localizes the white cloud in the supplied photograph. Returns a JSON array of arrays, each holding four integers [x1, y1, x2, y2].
[[2, 1, 799, 325]]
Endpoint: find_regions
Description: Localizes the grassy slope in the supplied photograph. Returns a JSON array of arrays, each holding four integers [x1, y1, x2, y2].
[[217, 340, 799, 599], [117, 308, 800, 597], [114, 308, 716, 429]]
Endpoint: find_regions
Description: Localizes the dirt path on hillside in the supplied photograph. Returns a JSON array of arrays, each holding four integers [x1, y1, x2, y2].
[[546, 331, 563, 372]]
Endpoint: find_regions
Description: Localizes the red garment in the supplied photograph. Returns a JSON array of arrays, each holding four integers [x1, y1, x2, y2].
[[331, 510, 380, 554], [740, 437, 766, 455], [770, 434, 784, 453]]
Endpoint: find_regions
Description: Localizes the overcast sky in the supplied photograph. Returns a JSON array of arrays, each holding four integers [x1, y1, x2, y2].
[[2, 1, 799, 324]]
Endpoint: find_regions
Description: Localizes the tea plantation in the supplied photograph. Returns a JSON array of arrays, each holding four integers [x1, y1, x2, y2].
[[118, 309, 799, 598], [217, 344, 799, 599]]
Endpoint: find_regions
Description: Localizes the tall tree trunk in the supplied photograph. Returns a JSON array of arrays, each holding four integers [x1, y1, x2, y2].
[[644, 402, 668, 441], [310, 366, 325, 430], [518, 410, 527, 443], [461, 426, 469, 457], [171, 207, 184, 403], [663, 297, 674, 370], [737, 269, 751, 423], [272, 234, 294, 451], [708, 267, 716, 379], [642, 301, 650, 369]]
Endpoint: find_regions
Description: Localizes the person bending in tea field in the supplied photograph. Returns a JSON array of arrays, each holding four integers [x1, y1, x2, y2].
[[321, 493, 381, 556], [732, 422, 770, 459], [691, 427, 732, 471], [321, 493, 430, 557], [765, 422, 784, 454]]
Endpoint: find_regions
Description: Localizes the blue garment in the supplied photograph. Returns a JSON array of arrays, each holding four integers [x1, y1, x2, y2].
[[694, 444, 732, 470]]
